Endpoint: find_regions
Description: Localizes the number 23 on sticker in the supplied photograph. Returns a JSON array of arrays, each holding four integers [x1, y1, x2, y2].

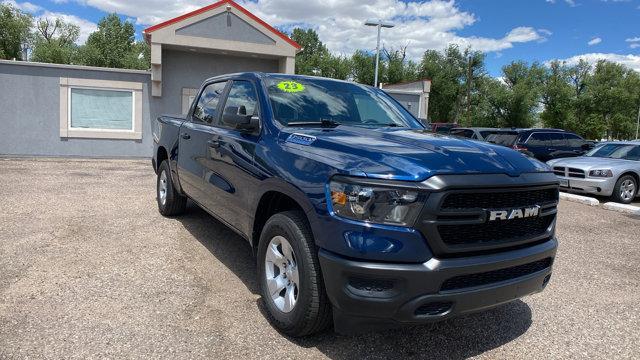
[[277, 81, 305, 93]]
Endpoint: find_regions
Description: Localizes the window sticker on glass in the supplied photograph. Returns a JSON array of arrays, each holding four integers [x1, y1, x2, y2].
[[277, 81, 305, 93]]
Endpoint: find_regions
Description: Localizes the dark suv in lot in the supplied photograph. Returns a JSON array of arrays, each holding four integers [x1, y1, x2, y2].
[[153, 73, 558, 336], [487, 129, 593, 162]]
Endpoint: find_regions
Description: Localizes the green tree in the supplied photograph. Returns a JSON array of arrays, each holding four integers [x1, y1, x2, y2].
[[351, 49, 383, 86], [418, 45, 467, 122], [493, 61, 545, 128], [290, 28, 329, 76], [586, 60, 640, 140], [31, 18, 80, 64], [0, 3, 32, 60], [540, 61, 573, 130], [383, 46, 418, 84], [77, 13, 140, 69]]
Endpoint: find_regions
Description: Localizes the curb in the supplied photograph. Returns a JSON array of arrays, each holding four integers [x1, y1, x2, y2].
[[602, 202, 640, 215], [559, 192, 600, 206]]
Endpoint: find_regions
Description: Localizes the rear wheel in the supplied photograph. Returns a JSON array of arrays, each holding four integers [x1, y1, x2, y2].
[[611, 175, 637, 204], [156, 160, 187, 216], [257, 211, 332, 337]]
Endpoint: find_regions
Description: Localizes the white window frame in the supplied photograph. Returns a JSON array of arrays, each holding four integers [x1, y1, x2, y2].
[[60, 77, 143, 140]]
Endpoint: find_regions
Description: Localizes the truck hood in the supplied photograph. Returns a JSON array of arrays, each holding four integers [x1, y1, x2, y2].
[[280, 126, 550, 181]]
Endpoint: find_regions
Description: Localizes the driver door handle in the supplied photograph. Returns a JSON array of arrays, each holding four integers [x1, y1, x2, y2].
[[181, 133, 191, 140], [208, 139, 220, 148]]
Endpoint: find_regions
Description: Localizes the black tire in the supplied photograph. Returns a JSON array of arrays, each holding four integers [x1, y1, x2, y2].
[[611, 174, 637, 204], [156, 160, 187, 216], [257, 211, 332, 337]]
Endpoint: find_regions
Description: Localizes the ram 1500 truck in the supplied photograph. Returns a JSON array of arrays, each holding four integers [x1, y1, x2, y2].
[[152, 73, 559, 337]]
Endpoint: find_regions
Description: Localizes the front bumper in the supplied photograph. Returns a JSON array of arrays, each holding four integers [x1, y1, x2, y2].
[[556, 176, 615, 196], [319, 238, 557, 334]]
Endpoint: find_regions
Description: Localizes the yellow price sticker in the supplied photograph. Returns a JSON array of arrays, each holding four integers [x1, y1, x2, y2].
[[277, 81, 305, 93]]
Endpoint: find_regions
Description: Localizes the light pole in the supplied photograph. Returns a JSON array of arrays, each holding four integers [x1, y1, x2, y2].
[[365, 19, 395, 87], [636, 101, 640, 140]]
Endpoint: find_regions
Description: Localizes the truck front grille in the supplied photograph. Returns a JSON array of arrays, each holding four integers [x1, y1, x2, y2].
[[441, 188, 558, 210], [416, 184, 559, 257], [438, 215, 555, 246], [440, 257, 553, 291]]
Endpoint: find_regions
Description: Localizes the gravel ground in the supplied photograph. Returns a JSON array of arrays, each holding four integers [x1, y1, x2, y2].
[[1, 158, 638, 359]]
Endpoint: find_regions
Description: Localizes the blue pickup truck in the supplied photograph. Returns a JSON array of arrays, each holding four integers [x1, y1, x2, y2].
[[152, 72, 559, 336]]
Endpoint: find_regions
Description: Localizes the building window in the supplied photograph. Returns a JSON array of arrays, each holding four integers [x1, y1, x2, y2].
[[70, 88, 134, 130], [60, 78, 143, 140]]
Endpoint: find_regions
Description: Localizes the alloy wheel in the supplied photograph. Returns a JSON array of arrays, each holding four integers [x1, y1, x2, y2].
[[158, 170, 168, 206], [264, 235, 299, 313], [620, 179, 636, 202]]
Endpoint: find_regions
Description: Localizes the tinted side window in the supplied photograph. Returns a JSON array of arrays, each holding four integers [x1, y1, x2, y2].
[[624, 146, 640, 161], [548, 133, 566, 146], [527, 133, 552, 146], [220, 81, 259, 128], [193, 82, 227, 124], [450, 129, 473, 138], [564, 133, 584, 147]]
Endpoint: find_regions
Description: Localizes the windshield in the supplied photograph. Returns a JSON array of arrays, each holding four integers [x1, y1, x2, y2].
[[585, 144, 640, 161], [264, 77, 422, 128]]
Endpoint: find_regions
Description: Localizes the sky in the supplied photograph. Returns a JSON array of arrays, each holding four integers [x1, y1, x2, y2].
[[4, 0, 640, 76]]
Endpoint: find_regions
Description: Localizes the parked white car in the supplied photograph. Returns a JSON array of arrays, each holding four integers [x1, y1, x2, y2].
[[547, 141, 640, 203]]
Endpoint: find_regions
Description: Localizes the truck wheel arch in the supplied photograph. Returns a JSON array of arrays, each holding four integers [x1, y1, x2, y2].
[[251, 183, 317, 253]]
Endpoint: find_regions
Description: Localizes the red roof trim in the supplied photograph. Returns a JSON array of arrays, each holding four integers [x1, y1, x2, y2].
[[143, 0, 301, 49]]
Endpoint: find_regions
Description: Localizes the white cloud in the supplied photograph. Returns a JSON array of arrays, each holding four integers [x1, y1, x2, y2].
[[546, 0, 578, 6], [626, 37, 640, 42], [50, 0, 547, 59], [2, 1, 98, 44], [630, 43, 640, 49], [587, 37, 602, 46], [37, 11, 98, 44], [551, 53, 640, 72], [1, 0, 42, 12]]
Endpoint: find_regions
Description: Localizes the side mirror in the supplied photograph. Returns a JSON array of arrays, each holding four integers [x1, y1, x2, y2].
[[222, 106, 259, 132], [581, 143, 594, 150]]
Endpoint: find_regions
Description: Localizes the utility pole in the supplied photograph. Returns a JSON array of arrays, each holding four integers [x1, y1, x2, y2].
[[365, 19, 395, 87]]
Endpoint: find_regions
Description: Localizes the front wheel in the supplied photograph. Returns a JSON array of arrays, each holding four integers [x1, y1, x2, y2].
[[611, 175, 637, 204], [257, 211, 332, 337]]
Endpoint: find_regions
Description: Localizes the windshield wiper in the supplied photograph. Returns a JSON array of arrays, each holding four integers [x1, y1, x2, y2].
[[287, 119, 341, 128]]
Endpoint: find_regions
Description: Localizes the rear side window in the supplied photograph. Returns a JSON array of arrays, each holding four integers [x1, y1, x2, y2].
[[564, 133, 584, 147], [193, 81, 227, 124], [527, 133, 552, 146], [490, 133, 518, 146], [548, 133, 566, 146], [450, 129, 474, 138]]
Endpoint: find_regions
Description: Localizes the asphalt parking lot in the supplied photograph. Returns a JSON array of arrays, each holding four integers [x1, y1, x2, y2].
[[1, 158, 639, 359]]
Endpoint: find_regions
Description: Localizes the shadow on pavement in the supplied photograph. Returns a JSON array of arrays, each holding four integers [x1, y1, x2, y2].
[[176, 202, 533, 359]]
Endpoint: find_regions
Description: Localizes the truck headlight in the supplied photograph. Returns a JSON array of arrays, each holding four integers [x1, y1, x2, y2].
[[329, 178, 425, 226], [589, 169, 613, 178]]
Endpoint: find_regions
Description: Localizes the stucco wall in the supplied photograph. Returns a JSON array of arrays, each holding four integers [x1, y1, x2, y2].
[[0, 52, 280, 158], [0, 61, 154, 157], [387, 92, 422, 119], [155, 49, 280, 117]]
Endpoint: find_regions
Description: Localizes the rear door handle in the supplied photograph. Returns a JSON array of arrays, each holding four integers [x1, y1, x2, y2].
[[181, 133, 191, 140], [207, 139, 220, 148]]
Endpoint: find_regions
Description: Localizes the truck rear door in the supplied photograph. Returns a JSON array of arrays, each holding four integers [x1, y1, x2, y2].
[[200, 79, 261, 235], [177, 81, 229, 202]]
